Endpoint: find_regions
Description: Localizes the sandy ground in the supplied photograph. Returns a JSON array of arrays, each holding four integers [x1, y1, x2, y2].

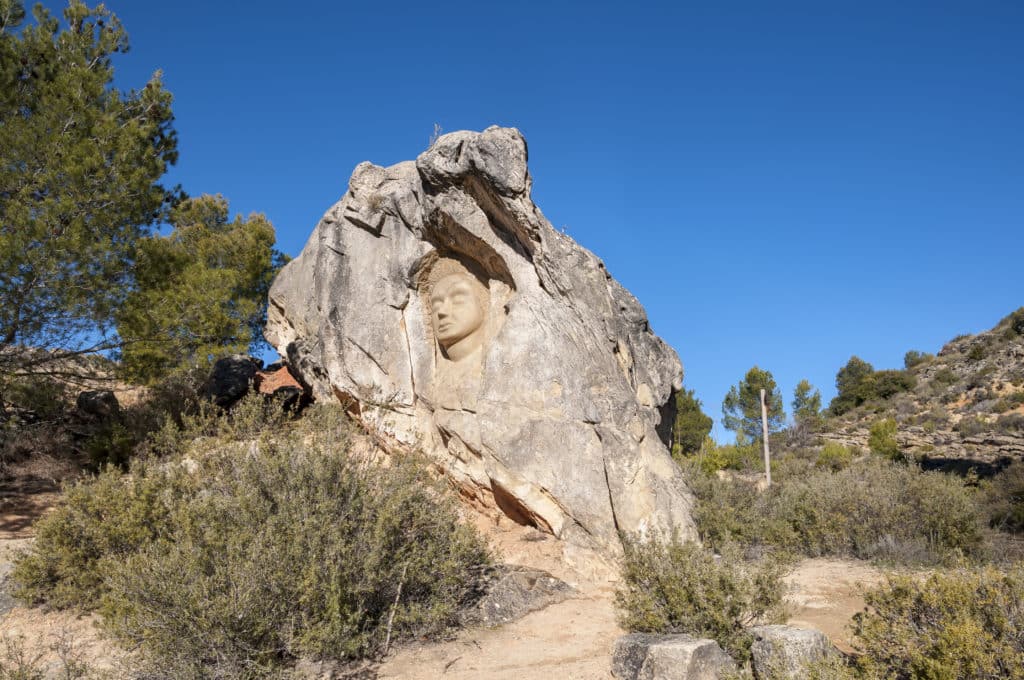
[[783, 558, 884, 653], [0, 482, 884, 679]]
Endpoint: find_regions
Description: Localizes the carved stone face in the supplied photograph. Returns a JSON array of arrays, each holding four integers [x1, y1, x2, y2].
[[430, 273, 486, 361]]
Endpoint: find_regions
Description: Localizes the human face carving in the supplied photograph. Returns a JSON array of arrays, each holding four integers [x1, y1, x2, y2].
[[430, 273, 485, 357]]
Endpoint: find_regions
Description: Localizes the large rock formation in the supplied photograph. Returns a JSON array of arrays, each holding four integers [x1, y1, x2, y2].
[[265, 126, 696, 553]]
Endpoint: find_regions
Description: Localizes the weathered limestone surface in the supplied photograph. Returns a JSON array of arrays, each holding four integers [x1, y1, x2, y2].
[[612, 634, 737, 680], [465, 566, 573, 626], [749, 625, 834, 679], [265, 127, 696, 553]]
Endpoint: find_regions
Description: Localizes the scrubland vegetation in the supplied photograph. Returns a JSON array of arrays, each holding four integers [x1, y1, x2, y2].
[[619, 443, 1024, 677], [2, 2, 1024, 677], [10, 398, 491, 676], [621, 313, 1024, 676]]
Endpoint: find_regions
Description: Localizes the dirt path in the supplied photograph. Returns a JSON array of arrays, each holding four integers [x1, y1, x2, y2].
[[379, 585, 620, 679], [784, 558, 884, 653], [379, 520, 886, 679], [377, 517, 623, 679]]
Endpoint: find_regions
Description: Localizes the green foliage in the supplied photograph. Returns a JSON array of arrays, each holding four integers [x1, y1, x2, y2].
[[968, 344, 987, 361], [872, 369, 916, 400], [722, 366, 785, 443], [903, 350, 933, 369], [683, 457, 985, 565], [956, 415, 988, 438], [1007, 307, 1024, 336], [852, 566, 1024, 680], [116, 194, 287, 384], [670, 388, 713, 458], [791, 379, 822, 430], [830, 356, 875, 415], [12, 464, 176, 609], [996, 413, 1024, 434], [979, 462, 1024, 533], [830, 357, 915, 415], [615, 537, 787, 662], [868, 418, 900, 460], [816, 441, 854, 471], [992, 391, 1024, 413], [0, 0, 178, 375], [931, 367, 958, 387], [12, 402, 491, 673], [694, 439, 763, 475]]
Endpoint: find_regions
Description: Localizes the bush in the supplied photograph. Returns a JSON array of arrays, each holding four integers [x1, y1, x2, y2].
[[903, 350, 933, 369], [931, 367, 958, 387], [816, 442, 854, 471], [872, 370, 916, 400], [13, 403, 491, 674], [957, 416, 989, 438], [996, 413, 1024, 434], [1004, 307, 1024, 337], [12, 464, 179, 609], [683, 462, 796, 552], [776, 460, 984, 563], [684, 457, 986, 565], [852, 566, 1024, 679], [615, 537, 787, 662], [868, 418, 900, 460], [979, 462, 1024, 533], [697, 441, 763, 474]]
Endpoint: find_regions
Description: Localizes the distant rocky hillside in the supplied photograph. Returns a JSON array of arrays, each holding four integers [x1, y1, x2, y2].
[[819, 308, 1024, 473]]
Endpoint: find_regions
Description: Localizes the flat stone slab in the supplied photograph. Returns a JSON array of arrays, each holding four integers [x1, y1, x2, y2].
[[612, 633, 738, 680]]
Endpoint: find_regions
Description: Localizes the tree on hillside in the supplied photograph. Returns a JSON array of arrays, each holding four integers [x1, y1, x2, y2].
[[0, 0, 178, 378], [829, 356, 874, 415], [903, 350, 932, 369], [722, 366, 785, 443], [116, 195, 287, 384], [671, 388, 713, 458], [829, 355, 915, 415], [792, 379, 822, 429]]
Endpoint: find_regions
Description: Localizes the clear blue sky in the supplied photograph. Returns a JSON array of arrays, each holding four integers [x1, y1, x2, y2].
[[39, 0, 1024, 440]]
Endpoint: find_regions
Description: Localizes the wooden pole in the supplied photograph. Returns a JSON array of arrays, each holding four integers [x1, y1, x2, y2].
[[760, 388, 772, 488]]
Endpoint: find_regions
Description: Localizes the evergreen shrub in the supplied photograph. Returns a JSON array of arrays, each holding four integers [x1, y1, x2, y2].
[[852, 567, 1024, 680], [13, 401, 491, 674], [683, 457, 985, 565], [615, 537, 787, 662]]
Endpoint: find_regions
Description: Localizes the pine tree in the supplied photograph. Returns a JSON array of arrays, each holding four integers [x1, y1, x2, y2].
[[0, 0, 178, 376], [830, 356, 875, 415], [792, 379, 822, 429], [671, 388, 713, 458], [116, 195, 287, 384], [721, 366, 785, 443]]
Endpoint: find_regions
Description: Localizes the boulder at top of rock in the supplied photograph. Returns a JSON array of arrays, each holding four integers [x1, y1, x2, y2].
[[202, 355, 261, 408], [76, 390, 121, 420], [265, 126, 696, 554]]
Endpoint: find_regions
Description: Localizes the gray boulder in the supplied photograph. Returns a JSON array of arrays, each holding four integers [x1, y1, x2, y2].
[[0, 560, 15, 619], [612, 633, 738, 680], [265, 127, 696, 554], [467, 565, 572, 626], [75, 389, 121, 420], [201, 355, 261, 408], [749, 625, 834, 679]]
